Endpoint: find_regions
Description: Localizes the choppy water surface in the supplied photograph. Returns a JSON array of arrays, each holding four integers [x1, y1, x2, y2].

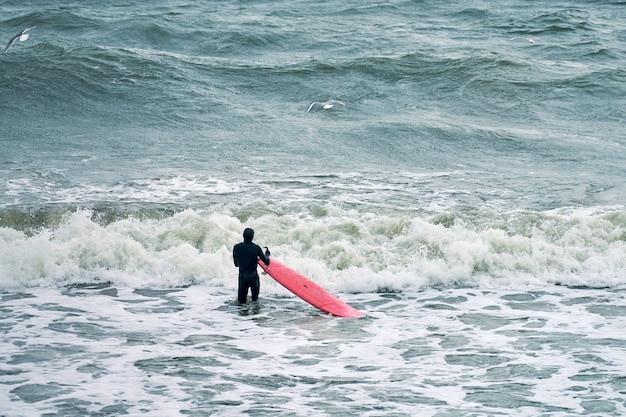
[[2, 285, 625, 416]]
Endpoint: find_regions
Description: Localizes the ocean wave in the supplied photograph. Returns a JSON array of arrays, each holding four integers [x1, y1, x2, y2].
[[1, 204, 624, 293], [4, 2, 623, 139]]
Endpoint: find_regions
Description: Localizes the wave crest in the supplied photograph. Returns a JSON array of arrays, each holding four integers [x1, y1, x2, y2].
[[1, 205, 624, 292]]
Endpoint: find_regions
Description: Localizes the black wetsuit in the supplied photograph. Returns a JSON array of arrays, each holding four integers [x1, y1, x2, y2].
[[233, 240, 270, 304]]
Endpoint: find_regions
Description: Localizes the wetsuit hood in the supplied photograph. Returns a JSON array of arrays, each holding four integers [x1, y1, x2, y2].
[[243, 228, 254, 242]]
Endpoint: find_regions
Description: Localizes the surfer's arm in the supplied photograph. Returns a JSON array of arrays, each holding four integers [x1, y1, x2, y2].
[[258, 246, 270, 266]]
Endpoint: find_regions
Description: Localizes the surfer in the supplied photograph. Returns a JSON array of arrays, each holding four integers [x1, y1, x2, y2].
[[233, 228, 270, 304]]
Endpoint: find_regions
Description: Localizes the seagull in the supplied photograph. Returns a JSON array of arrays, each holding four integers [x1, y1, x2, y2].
[[510, 36, 535, 44], [2, 26, 36, 55], [307, 100, 345, 113]]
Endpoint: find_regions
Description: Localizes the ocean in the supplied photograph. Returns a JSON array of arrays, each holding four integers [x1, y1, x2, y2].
[[1, 1, 625, 415]]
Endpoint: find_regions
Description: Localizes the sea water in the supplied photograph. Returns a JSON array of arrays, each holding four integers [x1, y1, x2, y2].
[[1, 1, 625, 416]]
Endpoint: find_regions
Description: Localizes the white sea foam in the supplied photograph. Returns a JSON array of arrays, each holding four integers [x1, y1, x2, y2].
[[1, 285, 625, 416], [1, 204, 624, 292]]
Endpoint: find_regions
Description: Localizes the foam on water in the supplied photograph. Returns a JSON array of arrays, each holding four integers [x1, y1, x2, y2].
[[1, 203, 624, 292], [1, 285, 625, 416]]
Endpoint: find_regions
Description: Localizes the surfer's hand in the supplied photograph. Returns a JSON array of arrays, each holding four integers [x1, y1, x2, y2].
[[264, 247, 271, 257]]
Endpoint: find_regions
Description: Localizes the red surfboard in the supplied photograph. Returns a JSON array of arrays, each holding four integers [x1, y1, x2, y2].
[[258, 258, 362, 318]]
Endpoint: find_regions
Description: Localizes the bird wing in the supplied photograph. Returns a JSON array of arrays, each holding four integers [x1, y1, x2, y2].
[[2, 34, 20, 54]]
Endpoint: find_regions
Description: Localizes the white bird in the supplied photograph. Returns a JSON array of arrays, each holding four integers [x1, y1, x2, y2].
[[3, 26, 36, 55], [307, 100, 345, 113], [510, 36, 535, 44]]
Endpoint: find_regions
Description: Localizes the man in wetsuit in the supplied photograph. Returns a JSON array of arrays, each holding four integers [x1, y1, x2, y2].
[[232, 228, 270, 304]]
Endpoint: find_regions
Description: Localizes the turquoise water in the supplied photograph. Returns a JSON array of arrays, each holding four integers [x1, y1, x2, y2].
[[1, 1, 625, 415]]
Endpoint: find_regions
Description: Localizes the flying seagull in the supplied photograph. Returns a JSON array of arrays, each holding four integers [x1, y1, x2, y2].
[[307, 100, 345, 113], [2, 26, 36, 55], [510, 36, 535, 44]]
